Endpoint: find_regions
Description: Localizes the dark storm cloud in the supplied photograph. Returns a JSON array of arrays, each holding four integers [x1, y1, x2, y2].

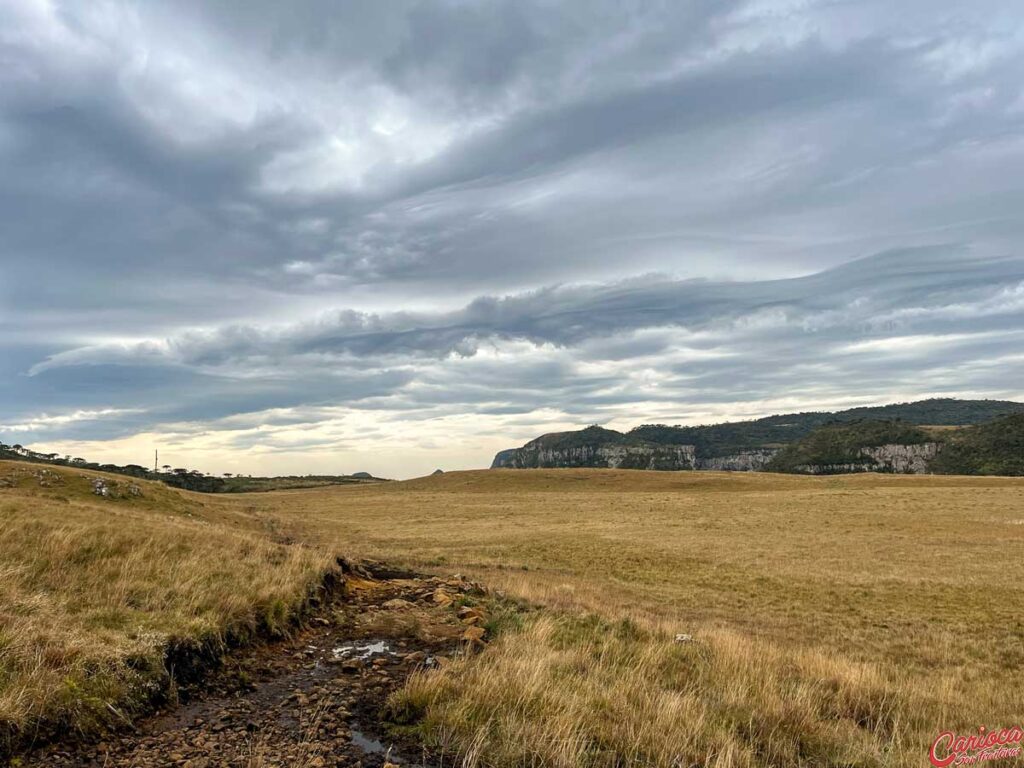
[[2, 1, 1024, 467]]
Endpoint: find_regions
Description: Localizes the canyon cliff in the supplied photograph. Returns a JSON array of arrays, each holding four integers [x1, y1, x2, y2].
[[490, 400, 1024, 476]]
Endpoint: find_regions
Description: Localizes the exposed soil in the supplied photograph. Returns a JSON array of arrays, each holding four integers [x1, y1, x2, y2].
[[23, 566, 487, 768]]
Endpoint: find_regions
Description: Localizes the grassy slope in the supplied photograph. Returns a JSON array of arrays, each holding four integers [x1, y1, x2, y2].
[[0, 461, 330, 753], [5, 464, 1024, 765]]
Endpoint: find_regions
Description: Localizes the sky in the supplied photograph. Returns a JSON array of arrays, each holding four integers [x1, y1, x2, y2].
[[2, 0, 1024, 479]]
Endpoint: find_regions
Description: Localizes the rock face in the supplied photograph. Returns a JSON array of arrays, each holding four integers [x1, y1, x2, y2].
[[694, 450, 780, 472], [493, 440, 697, 470], [491, 431, 942, 475], [862, 442, 941, 473], [490, 417, 962, 475], [490, 449, 518, 468], [795, 443, 941, 475], [492, 445, 783, 472]]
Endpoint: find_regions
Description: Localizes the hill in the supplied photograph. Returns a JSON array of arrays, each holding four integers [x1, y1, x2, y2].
[[763, 414, 1024, 476], [630, 397, 1024, 453], [764, 420, 938, 474], [927, 413, 1024, 475], [492, 398, 1024, 473], [0, 460, 331, 756], [0, 444, 386, 493]]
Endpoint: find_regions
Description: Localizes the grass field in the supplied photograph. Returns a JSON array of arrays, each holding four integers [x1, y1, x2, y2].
[[2, 461, 1023, 765], [0, 462, 331, 753]]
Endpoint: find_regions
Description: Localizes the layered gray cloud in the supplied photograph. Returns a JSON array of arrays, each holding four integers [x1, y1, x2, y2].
[[1, 1, 1023, 476]]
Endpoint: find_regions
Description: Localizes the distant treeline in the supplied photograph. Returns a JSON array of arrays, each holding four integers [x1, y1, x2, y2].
[[0, 443, 385, 493], [629, 398, 1024, 458]]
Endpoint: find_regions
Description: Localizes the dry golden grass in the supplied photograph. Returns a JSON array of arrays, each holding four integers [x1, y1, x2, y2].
[[251, 469, 1024, 767], [0, 461, 330, 751], [3, 462, 1024, 765]]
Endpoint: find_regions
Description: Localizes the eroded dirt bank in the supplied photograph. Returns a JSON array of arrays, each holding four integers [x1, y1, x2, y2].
[[24, 565, 491, 768]]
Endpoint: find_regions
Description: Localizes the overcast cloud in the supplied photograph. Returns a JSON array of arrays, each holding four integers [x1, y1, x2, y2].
[[2, 0, 1023, 478]]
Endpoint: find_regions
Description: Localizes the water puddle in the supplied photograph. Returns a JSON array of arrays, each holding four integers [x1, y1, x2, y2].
[[331, 639, 393, 660], [351, 728, 387, 755]]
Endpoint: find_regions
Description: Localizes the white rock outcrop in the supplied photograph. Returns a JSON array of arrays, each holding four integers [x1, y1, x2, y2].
[[695, 449, 780, 471]]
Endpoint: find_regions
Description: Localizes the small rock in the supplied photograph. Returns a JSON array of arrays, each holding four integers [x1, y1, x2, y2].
[[382, 598, 414, 610], [462, 626, 486, 644]]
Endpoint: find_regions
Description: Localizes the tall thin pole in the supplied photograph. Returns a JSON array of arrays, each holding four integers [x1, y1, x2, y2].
[[154, 449, 158, 474]]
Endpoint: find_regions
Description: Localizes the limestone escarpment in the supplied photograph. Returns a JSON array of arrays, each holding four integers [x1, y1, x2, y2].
[[861, 442, 941, 473], [490, 403, 1024, 476], [694, 449, 780, 472], [490, 428, 783, 472], [793, 443, 941, 475], [492, 438, 696, 470]]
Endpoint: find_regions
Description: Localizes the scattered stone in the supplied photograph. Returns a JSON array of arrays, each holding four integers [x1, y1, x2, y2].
[[88, 477, 143, 499], [457, 606, 484, 624], [461, 626, 486, 644], [21, 568, 478, 768]]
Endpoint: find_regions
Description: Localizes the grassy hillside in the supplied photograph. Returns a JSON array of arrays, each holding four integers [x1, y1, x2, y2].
[[5, 464, 1024, 765], [0, 461, 330, 753]]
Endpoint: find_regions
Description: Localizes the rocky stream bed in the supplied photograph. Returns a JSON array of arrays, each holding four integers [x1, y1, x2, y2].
[[22, 565, 490, 768]]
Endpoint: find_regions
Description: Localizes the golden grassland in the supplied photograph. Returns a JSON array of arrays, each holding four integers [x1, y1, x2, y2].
[[254, 470, 1024, 766], [0, 462, 331, 751], [2, 461, 1024, 765]]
